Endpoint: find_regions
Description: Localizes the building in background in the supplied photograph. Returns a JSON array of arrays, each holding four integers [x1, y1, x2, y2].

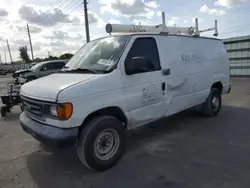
[[223, 35, 250, 77]]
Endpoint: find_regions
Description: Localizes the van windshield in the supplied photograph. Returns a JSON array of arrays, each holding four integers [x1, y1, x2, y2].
[[63, 36, 129, 73]]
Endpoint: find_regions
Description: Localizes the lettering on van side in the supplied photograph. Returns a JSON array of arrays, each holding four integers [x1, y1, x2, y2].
[[141, 84, 158, 105], [181, 54, 200, 62]]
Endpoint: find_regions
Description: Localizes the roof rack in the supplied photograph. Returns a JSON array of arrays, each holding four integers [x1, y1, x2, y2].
[[105, 12, 218, 37]]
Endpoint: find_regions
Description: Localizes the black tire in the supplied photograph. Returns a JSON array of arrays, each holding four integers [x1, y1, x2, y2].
[[1, 106, 7, 117], [77, 116, 126, 171], [202, 88, 222, 117]]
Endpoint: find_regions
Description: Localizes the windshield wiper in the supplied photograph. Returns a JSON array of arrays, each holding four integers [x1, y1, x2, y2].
[[61, 68, 97, 74]]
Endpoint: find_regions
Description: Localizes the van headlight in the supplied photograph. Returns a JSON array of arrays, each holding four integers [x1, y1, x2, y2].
[[50, 106, 57, 117], [49, 103, 73, 120]]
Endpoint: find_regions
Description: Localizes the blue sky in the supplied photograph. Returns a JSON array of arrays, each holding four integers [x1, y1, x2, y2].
[[0, 0, 249, 61]]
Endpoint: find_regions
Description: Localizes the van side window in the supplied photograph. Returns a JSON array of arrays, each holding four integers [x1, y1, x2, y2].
[[125, 38, 161, 75]]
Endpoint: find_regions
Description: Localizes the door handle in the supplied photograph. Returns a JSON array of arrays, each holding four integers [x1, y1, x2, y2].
[[161, 82, 166, 91], [162, 69, 171, 76]]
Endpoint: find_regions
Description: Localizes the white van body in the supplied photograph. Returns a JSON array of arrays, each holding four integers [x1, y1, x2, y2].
[[20, 34, 230, 171]]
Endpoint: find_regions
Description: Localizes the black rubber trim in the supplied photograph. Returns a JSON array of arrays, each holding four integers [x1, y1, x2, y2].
[[20, 112, 78, 147]]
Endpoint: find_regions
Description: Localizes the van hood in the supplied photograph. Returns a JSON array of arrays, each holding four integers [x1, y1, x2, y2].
[[20, 73, 97, 101]]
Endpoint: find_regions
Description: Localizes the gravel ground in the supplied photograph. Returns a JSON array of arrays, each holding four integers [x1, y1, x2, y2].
[[0, 77, 250, 188]]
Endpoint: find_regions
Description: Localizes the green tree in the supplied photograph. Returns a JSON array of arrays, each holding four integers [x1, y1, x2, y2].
[[59, 53, 73, 60], [34, 57, 43, 62], [48, 55, 59, 60], [19, 46, 31, 63]]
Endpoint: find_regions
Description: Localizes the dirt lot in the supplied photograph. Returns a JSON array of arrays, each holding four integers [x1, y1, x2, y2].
[[0, 77, 250, 188]]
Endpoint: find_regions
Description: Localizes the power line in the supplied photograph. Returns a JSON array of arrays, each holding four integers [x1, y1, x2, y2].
[[32, 4, 81, 40], [32, 0, 82, 34], [34, 0, 67, 25], [43, 0, 81, 28], [14, 0, 68, 36], [35, 0, 76, 25]]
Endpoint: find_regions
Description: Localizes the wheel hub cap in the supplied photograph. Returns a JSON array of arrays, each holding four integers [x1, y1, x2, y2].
[[212, 97, 219, 111], [94, 129, 120, 160]]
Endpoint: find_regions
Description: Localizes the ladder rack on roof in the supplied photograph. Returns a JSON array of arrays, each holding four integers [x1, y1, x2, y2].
[[105, 12, 218, 37]]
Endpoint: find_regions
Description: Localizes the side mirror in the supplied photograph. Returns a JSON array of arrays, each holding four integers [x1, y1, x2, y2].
[[126, 57, 149, 75]]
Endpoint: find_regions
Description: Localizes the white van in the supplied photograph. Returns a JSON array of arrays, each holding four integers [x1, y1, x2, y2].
[[19, 20, 230, 171]]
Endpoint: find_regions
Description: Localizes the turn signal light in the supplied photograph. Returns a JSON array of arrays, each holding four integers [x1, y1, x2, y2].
[[56, 103, 73, 120]]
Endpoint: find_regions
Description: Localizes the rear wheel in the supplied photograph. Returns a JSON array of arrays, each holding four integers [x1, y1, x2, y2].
[[202, 88, 222, 117], [77, 116, 126, 171], [1, 106, 7, 117]]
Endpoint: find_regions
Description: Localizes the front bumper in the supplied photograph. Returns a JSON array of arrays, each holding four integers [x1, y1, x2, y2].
[[20, 112, 78, 147]]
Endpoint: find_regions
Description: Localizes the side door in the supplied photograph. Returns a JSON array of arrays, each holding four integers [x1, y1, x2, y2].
[[39, 63, 54, 77], [158, 36, 200, 116], [121, 36, 166, 127]]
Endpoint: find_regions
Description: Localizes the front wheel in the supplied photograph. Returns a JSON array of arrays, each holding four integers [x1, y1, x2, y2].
[[202, 88, 222, 117], [77, 116, 126, 171]]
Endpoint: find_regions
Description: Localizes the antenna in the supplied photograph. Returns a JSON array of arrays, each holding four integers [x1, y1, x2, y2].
[[105, 12, 219, 37]]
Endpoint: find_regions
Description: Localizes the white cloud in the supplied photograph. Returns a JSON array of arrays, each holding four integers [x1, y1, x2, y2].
[[168, 17, 180, 26], [13, 25, 42, 33], [199, 5, 226, 15], [100, 0, 160, 20], [45, 30, 85, 42], [214, 0, 245, 8], [108, 19, 121, 24], [0, 8, 8, 17], [145, 1, 159, 9], [18, 4, 81, 27]]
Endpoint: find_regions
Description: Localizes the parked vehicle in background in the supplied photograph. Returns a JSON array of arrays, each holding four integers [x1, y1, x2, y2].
[[0, 69, 8, 75], [17, 60, 67, 83], [12, 63, 38, 78], [19, 15, 230, 171], [7, 68, 16, 74]]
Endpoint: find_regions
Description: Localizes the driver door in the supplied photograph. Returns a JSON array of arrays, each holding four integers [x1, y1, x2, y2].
[[122, 36, 166, 127]]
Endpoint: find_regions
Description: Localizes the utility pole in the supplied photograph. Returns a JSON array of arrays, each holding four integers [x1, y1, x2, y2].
[[6, 39, 13, 63], [4, 50, 7, 64], [27, 23, 34, 61], [83, 0, 90, 43]]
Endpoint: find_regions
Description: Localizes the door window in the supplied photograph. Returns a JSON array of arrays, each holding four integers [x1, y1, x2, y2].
[[125, 37, 161, 75], [54, 62, 65, 69], [41, 63, 55, 71]]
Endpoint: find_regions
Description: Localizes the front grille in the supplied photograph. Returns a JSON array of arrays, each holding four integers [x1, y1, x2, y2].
[[21, 96, 44, 121]]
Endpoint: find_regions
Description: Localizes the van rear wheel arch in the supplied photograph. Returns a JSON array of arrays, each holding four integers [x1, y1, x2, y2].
[[211, 82, 223, 93]]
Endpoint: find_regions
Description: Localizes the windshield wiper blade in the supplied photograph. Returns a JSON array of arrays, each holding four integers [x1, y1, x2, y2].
[[61, 68, 97, 74]]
